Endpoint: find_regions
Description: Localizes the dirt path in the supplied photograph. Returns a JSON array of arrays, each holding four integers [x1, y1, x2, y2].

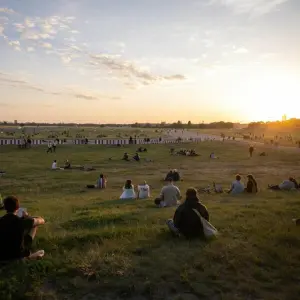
[[166, 129, 300, 153]]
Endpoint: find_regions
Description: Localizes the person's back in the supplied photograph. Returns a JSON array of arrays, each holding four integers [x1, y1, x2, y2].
[[174, 189, 209, 238], [279, 180, 296, 190], [0, 214, 29, 261], [160, 182, 181, 207], [138, 182, 150, 199], [51, 161, 57, 169], [231, 177, 245, 194]]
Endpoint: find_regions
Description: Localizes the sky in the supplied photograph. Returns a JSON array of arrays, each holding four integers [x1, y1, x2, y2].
[[0, 0, 300, 124]]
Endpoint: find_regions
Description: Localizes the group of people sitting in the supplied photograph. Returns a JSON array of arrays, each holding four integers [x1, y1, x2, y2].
[[137, 147, 147, 153], [119, 180, 150, 199], [51, 160, 96, 171], [122, 152, 141, 162], [172, 149, 198, 156], [164, 169, 180, 182]]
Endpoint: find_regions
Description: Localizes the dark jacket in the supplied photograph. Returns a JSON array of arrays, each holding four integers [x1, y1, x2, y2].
[[173, 197, 209, 238]]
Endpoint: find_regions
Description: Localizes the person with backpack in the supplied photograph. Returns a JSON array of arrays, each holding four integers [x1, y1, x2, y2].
[[166, 188, 209, 239]]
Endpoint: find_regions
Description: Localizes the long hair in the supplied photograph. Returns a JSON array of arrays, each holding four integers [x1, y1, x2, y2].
[[124, 179, 132, 189], [185, 188, 199, 202], [247, 174, 258, 192]]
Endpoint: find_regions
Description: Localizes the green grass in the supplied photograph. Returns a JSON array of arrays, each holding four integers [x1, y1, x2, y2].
[[0, 141, 300, 300], [0, 126, 165, 140]]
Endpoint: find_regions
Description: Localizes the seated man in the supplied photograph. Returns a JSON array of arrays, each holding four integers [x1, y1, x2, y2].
[[155, 178, 181, 207], [165, 170, 173, 181], [269, 177, 298, 191], [122, 152, 129, 161], [0, 196, 45, 261], [137, 181, 150, 199], [166, 188, 209, 238], [64, 160, 71, 169], [133, 153, 140, 162], [228, 175, 245, 195], [172, 169, 180, 182]]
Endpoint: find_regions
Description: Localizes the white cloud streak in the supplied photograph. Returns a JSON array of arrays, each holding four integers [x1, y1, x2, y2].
[[210, 0, 289, 17]]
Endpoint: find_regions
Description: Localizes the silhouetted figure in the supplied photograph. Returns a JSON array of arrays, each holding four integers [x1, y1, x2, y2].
[[122, 152, 129, 161], [249, 146, 254, 157]]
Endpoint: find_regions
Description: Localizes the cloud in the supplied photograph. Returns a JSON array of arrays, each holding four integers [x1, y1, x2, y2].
[[0, 8, 15, 14], [41, 42, 52, 49], [27, 47, 35, 52], [210, 0, 289, 17], [234, 47, 249, 54], [89, 54, 186, 86]]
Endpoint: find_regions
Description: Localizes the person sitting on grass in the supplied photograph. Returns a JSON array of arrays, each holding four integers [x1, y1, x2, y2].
[[172, 169, 180, 181], [86, 174, 107, 189], [166, 188, 209, 238], [245, 174, 258, 193], [268, 177, 299, 191], [64, 159, 71, 169], [120, 180, 136, 199], [0, 196, 45, 262], [155, 178, 181, 207], [122, 152, 129, 161], [164, 170, 174, 181], [228, 174, 245, 195], [51, 160, 58, 170], [137, 181, 150, 199], [210, 152, 218, 159], [133, 153, 140, 162]]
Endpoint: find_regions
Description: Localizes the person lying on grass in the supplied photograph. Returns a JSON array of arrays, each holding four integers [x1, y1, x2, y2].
[[268, 177, 299, 191], [133, 153, 140, 162], [120, 180, 136, 200], [0, 196, 45, 262], [86, 174, 107, 189], [155, 177, 181, 208], [166, 188, 209, 239]]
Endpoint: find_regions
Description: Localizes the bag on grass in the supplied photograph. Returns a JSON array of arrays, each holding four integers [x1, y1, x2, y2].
[[192, 209, 218, 239]]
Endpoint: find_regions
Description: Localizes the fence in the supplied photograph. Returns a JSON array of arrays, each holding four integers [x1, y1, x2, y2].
[[0, 137, 206, 146]]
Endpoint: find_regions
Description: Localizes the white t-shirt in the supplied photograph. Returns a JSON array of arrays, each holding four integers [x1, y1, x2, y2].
[[51, 162, 57, 169], [138, 184, 150, 199], [231, 180, 245, 194]]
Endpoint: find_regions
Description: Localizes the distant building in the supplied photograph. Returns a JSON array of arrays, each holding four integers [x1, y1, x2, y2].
[[282, 114, 287, 121], [14, 120, 18, 124]]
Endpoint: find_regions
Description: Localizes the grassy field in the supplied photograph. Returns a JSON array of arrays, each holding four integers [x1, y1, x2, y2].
[[0, 126, 166, 140], [0, 141, 300, 300]]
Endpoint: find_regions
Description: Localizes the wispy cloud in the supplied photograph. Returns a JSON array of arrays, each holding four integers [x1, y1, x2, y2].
[[210, 0, 289, 17], [0, 7, 15, 14], [89, 54, 186, 86], [0, 72, 120, 101], [234, 47, 249, 54]]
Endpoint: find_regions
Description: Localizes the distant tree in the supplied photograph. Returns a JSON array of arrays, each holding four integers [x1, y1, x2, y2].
[[187, 121, 192, 127]]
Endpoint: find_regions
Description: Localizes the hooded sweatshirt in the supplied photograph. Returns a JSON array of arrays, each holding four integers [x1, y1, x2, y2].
[[173, 197, 209, 238]]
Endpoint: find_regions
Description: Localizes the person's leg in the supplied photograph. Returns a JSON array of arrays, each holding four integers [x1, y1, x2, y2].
[[166, 219, 180, 236], [268, 185, 280, 190]]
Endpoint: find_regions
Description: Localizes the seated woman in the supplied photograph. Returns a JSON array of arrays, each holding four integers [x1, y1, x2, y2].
[[269, 177, 298, 191], [51, 160, 58, 170], [166, 188, 209, 239], [120, 180, 136, 199], [137, 181, 150, 199], [133, 153, 140, 162], [210, 152, 218, 159], [122, 152, 129, 161], [245, 174, 258, 193], [87, 174, 107, 189]]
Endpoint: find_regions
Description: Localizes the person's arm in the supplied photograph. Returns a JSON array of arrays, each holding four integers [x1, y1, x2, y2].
[[228, 183, 233, 194], [176, 187, 181, 200], [198, 203, 209, 221], [173, 205, 183, 228], [160, 187, 165, 200]]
